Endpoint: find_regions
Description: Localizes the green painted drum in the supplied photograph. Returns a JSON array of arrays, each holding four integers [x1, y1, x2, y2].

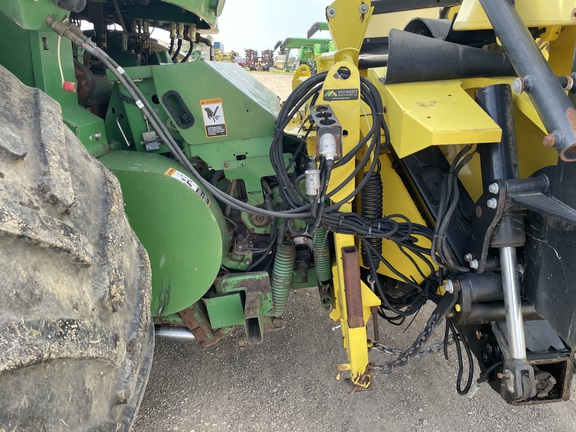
[[100, 151, 228, 316]]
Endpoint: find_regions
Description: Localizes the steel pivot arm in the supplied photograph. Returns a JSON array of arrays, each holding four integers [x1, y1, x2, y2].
[[479, 0, 576, 162]]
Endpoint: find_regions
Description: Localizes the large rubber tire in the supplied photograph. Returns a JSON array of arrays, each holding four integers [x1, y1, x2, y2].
[[0, 67, 154, 430]]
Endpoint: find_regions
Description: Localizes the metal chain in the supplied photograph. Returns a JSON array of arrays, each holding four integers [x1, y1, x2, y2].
[[372, 336, 453, 359], [368, 312, 446, 375]]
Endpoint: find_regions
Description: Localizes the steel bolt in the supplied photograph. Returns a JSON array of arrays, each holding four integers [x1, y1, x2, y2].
[[327, 7, 337, 18], [488, 183, 499, 194], [464, 253, 474, 262], [511, 77, 524, 95], [94, 132, 102, 141], [331, 322, 342, 331], [487, 198, 498, 209], [359, 3, 369, 13], [444, 279, 455, 294], [470, 259, 479, 270], [543, 133, 556, 148]]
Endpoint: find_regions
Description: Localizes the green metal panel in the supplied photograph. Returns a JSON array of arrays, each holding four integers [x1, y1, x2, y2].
[[153, 61, 280, 205], [0, 11, 110, 156], [152, 61, 279, 145], [99, 151, 229, 317], [282, 38, 332, 49], [92, 1, 219, 32], [0, 0, 64, 31], [106, 62, 282, 204], [162, 0, 224, 25], [62, 106, 109, 156], [204, 294, 244, 329]]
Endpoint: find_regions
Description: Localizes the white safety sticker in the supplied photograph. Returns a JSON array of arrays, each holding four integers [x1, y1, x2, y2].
[[200, 98, 228, 138], [164, 167, 210, 206]]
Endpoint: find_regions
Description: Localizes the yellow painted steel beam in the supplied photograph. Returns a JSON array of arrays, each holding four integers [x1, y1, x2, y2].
[[454, 0, 576, 31], [548, 25, 576, 76], [329, 233, 380, 386], [301, 23, 383, 382], [316, 61, 381, 385], [326, 0, 373, 55], [369, 68, 504, 158], [378, 153, 435, 283], [315, 60, 362, 205], [292, 64, 311, 91]]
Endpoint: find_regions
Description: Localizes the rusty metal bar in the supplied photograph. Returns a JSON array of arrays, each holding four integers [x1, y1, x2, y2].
[[342, 246, 364, 329]]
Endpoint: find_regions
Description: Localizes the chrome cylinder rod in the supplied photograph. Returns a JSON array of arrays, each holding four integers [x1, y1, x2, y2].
[[500, 246, 526, 360], [155, 326, 196, 341]]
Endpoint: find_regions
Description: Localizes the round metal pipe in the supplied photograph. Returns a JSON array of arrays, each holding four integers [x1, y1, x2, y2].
[[451, 301, 539, 324], [155, 326, 196, 341], [479, 0, 576, 162], [500, 246, 526, 360], [475, 84, 519, 189]]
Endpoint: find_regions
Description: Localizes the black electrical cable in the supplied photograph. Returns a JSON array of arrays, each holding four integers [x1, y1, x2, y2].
[[445, 318, 474, 395], [432, 144, 477, 274], [476, 361, 502, 384], [363, 242, 436, 317]]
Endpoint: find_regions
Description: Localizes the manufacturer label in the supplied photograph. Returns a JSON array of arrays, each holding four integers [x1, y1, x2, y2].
[[164, 168, 210, 206], [200, 98, 227, 138], [323, 89, 359, 101]]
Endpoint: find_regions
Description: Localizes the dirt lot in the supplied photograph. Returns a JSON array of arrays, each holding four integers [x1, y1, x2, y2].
[[133, 72, 576, 432]]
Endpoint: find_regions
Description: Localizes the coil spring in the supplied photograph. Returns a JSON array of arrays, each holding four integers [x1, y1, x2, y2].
[[313, 227, 332, 283], [361, 165, 383, 269], [271, 241, 296, 317]]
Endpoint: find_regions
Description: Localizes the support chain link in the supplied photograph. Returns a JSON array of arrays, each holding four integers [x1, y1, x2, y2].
[[368, 312, 445, 375]]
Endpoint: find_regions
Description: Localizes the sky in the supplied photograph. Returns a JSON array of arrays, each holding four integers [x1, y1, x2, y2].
[[215, 0, 329, 54]]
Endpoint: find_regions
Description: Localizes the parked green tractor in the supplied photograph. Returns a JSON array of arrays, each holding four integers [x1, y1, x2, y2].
[[3, 0, 576, 430]]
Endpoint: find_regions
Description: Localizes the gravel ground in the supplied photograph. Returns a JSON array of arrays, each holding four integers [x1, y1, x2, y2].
[[134, 290, 576, 432], [132, 71, 576, 432]]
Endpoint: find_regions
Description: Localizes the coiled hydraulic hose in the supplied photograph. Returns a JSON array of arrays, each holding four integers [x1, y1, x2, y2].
[[271, 241, 296, 317], [313, 227, 332, 283], [361, 164, 383, 269]]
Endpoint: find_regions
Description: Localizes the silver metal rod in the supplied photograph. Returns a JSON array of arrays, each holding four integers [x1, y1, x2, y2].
[[499, 246, 526, 360], [479, 0, 576, 162], [154, 326, 196, 341], [115, 115, 132, 147]]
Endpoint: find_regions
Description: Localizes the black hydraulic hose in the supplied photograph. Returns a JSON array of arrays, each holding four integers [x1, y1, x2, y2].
[[168, 38, 175, 55], [171, 39, 182, 62], [182, 44, 193, 63]]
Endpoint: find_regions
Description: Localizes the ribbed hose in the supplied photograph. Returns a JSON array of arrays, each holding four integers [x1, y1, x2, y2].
[[361, 169, 383, 269], [313, 228, 332, 283], [271, 241, 296, 317]]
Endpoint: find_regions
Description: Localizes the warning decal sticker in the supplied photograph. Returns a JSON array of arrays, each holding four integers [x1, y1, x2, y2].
[[165, 167, 211, 206], [200, 98, 227, 138], [323, 89, 359, 101]]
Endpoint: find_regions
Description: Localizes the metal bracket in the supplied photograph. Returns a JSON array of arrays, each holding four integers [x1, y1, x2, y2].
[[468, 175, 576, 272]]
